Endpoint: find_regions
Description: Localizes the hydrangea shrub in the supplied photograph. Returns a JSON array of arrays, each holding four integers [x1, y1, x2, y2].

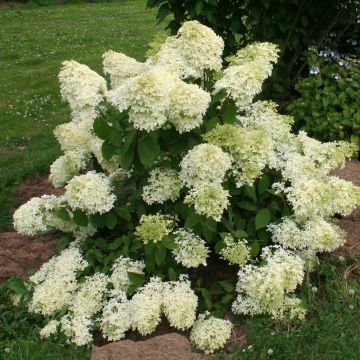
[[13, 21, 360, 353]]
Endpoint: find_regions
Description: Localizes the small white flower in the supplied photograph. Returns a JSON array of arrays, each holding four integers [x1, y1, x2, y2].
[[349, 289, 355, 296], [268, 348, 274, 355]]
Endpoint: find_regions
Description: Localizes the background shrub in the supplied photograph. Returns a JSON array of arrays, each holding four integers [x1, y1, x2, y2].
[[147, 0, 359, 98], [287, 47, 360, 146]]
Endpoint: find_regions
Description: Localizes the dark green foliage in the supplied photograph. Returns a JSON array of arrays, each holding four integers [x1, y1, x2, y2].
[[288, 49, 360, 146], [147, 0, 359, 98]]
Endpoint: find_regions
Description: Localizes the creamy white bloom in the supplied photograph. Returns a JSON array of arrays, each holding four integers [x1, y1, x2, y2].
[[233, 247, 305, 319], [180, 144, 232, 187], [29, 248, 87, 316], [60, 315, 92, 346], [220, 234, 250, 266], [53, 122, 92, 154], [107, 68, 178, 132], [66, 171, 115, 215], [184, 184, 230, 221], [154, 21, 224, 79], [269, 218, 346, 252], [58, 60, 107, 126], [168, 82, 211, 133], [163, 276, 198, 330], [190, 313, 232, 354], [215, 42, 279, 110], [110, 256, 145, 292], [103, 50, 147, 88], [142, 168, 182, 205], [284, 176, 360, 221], [204, 124, 272, 187], [172, 229, 209, 268], [70, 273, 109, 317], [135, 214, 174, 244], [39, 320, 59, 339], [49, 151, 88, 188], [129, 277, 164, 336], [100, 290, 131, 341]]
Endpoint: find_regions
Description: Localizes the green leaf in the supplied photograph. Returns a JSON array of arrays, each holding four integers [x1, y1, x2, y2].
[[221, 293, 234, 305], [56, 208, 71, 222], [222, 100, 237, 124], [168, 267, 177, 281], [255, 208, 271, 230], [162, 235, 176, 250], [56, 235, 70, 254], [7, 277, 27, 295], [137, 134, 160, 167], [203, 218, 217, 232], [211, 89, 227, 104], [95, 238, 109, 250], [155, 246, 167, 266], [115, 207, 131, 222], [215, 239, 225, 253], [245, 185, 257, 203], [185, 211, 202, 228], [102, 141, 115, 161], [218, 280, 235, 293], [156, 3, 170, 22], [258, 175, 270, 195], [93, 117, 111, 140], [238, 201, 257, 211], [106, 211, 118, 229], [109, 128, 123, 147], [234, 230, 247, 238], [201, 288, 213, 310], [120, 147, 135, 170], [194, 0, 203, 15], [128, 272, 145, 287], [250, 240, 260, 257], [73, 209, 89, 226]]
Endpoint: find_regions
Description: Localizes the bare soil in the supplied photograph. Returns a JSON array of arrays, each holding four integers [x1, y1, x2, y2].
[[331, 160, 360, 258]]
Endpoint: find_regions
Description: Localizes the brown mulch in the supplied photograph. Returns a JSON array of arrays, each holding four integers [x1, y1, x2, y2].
[[331, 160, 360, 258], [91, 333, 218, 360]]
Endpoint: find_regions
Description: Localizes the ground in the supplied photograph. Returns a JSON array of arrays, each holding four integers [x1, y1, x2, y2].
[[1, 2, 360, 360]]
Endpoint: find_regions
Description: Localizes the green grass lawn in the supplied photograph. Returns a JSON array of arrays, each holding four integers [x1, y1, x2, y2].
[[0, 0, 159, 230]]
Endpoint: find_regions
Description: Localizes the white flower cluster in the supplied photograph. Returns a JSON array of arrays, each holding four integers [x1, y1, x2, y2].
[[29, 248, 88, 316], [103, 50, 147, 88], [269, 217, 346, 252], [215, 42, 279, 110], [39, 320, 60, 339], [129, 277, 164, 335], [13, 194, 96, 239], [60, 314, 93, 346], [142, 168, 182, 205], [180, 144, 232, 220], [58, 60, 107, 127], [172, 229, 209, 268], [110, 256, 145, 291], [108, 67, 210, 133], [49, 151, 88, 188], [69, 273, 109, 317], [65, 171, 115, 215], [190, 313, 233, 354], [135, 214, 174, 244], [100, 290, 132, 341], [220, 234, 250, 266], [184, 184, 230, 221], [203, 124, 272, 187], [162, 276, 198, 330], [232, 247, 305, 320], [154, 20, 224, 79]]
